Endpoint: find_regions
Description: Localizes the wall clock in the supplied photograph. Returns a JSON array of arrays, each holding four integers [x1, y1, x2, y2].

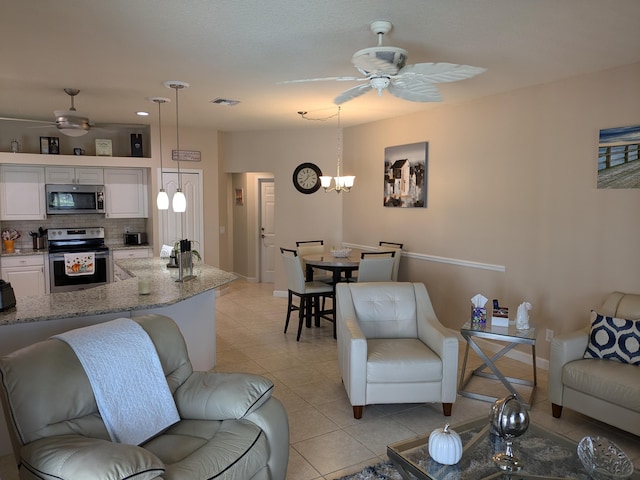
[[292, 162, 322, 194]]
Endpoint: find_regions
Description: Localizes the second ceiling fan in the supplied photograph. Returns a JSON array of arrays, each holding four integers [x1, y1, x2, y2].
[[284, 21, 487, 105]]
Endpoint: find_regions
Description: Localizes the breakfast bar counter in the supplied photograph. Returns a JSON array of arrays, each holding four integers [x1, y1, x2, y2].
[[0, 257, 236, 326]]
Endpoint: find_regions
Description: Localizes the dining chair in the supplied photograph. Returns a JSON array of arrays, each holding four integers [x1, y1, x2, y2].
[[357, 251, 396, 282], [378, 241, 403, 281], [296, 240, 333, 284], [280, 247, 335, 340]]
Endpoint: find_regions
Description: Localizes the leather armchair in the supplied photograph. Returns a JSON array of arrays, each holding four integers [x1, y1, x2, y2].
[[0, 314, 289, 480], [549, 292, 640, 436], [336, 282, 459, 419]]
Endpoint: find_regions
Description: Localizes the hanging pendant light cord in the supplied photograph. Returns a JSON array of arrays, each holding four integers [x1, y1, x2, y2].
[[157, 100, 164, 183], [174, 86, 182, 191]]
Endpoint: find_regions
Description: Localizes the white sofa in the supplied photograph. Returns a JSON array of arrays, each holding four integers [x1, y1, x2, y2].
[[336, 282, 459, 419], [548, 292, 640, 436]]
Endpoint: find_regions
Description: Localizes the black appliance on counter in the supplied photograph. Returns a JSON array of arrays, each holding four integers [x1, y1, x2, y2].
[[0, 280, 16, 311], [48, 227, 111, 293]]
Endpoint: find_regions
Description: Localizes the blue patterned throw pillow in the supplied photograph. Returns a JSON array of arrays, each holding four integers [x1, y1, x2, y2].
[[584, 311, 640, 365]]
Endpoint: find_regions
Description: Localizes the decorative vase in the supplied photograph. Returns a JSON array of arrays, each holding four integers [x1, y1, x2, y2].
[[3, 239, 15, 253]]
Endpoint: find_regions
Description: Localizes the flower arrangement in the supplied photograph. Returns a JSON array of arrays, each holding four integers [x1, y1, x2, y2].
[[1, 229, 20, 241]]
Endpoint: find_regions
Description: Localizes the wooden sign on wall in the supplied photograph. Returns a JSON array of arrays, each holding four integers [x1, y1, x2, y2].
[[172, 150, 201, 162]]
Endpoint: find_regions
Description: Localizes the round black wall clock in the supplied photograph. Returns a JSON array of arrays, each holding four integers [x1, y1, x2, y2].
[[292, 162, 322, 194]]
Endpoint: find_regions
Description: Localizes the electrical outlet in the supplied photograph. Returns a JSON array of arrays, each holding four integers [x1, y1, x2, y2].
[[124, 226, 131, 233], [545, 328, 554, 342]]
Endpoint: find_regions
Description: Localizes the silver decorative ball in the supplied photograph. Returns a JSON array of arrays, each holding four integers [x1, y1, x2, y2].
[[489, 395, 529, 438]]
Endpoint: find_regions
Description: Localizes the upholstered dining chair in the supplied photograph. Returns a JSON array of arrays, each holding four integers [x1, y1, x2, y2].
[[280, 248, 335, 340], [296, 240, 333, 284], [336, 282, 459, 419], [379, 241, 403, 281], [357, 251, 396, 282]]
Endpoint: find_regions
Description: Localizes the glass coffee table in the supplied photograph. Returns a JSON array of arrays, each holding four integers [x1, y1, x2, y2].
[[387, 417, 639, 480]]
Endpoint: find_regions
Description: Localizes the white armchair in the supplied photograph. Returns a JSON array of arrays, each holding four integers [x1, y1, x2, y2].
[[336, 282, 459, 419]]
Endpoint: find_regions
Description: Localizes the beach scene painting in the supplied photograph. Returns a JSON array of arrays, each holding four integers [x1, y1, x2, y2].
[[597, 124, 640, 188], [383, 142, 428, 208]]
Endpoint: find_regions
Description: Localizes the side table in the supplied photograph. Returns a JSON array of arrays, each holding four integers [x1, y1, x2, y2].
[[458, 321, 537, 407]]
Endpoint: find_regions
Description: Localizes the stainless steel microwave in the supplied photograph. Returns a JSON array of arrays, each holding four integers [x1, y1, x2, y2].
[[46, 184, 105, 214]]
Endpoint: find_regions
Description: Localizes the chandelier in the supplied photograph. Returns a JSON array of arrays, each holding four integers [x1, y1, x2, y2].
[[319, 107, 355, 193]]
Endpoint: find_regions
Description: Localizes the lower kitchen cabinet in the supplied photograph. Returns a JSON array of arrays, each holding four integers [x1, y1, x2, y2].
[[1, 255, 47, 298]]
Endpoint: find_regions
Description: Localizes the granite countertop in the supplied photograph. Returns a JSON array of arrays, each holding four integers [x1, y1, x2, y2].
[[0, 248, 47, 257], [0, 258, 237, 326]]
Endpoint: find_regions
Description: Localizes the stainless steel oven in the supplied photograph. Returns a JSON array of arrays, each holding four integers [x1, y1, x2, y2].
[[48, 227, 112, 293]]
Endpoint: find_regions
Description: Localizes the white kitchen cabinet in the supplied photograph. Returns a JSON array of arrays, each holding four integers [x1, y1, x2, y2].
[[104, 168, 148, 218], [112, 248, 150, 281], [0, 165, 46, 220], [1, 255, 47, 298], [45, 166, 104, 185]]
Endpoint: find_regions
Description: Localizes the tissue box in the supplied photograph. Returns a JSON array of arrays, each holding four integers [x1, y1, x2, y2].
[[491, 308, 509, 327], [471, 307, 487, 326]]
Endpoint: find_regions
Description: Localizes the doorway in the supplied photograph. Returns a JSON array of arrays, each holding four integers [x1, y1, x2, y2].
[[259, 178, 275, 282]]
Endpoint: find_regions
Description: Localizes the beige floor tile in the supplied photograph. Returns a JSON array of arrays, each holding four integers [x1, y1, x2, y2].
[[293, 430, 376, 476], [288, 407, 340, 444]]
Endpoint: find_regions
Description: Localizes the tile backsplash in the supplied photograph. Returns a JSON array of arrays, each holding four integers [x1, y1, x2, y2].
[[2, 216, 148, 249]]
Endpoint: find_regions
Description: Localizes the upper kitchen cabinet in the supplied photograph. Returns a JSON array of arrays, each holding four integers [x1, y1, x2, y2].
[[0, 165, 46, 220], [104, 168, 148, 218], [45, 166, 104, 185]]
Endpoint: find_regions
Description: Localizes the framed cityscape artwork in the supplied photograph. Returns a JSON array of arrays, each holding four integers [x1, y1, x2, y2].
[[597, 124, 640, 188], [383, 141, 428, 208]]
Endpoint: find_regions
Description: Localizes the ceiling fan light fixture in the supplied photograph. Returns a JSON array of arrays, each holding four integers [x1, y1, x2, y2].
[[57, 127, 89, 137]]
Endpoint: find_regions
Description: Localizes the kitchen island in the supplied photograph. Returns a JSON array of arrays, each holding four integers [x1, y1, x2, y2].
[[0, 257, 236, 456]]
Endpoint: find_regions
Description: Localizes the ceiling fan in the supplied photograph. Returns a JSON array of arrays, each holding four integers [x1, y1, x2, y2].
[[283, 21, 487, 105], [0, 88, 139, 137]]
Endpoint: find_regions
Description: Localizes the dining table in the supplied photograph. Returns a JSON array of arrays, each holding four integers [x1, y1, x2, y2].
[[303, 248, 365, 285]]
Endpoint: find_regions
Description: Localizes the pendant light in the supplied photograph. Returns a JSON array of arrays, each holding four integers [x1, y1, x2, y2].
[[320, 107, 355, 193], [148, 96, 171, 210], [164, 80, 189, 213]]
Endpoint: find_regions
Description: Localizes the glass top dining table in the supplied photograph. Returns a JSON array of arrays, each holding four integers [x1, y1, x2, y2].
[[302, 248, 365, 284]]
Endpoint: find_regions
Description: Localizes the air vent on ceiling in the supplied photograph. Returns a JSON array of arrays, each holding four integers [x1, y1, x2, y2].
[[210, 98, 240, 106]]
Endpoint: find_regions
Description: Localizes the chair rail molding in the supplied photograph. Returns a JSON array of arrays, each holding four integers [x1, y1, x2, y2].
[[342, 243, 506, 273]]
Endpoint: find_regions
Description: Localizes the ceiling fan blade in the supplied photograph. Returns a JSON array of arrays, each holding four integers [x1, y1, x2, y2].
[[388, 80, 443, 102], [0, 116, 54, 125], [279, 76, 365, 84], [334, 83, 372, 105], [397, 62, 486, 84]]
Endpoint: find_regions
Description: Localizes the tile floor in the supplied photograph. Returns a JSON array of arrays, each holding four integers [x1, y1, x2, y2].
[[0, 279, 638, 479]]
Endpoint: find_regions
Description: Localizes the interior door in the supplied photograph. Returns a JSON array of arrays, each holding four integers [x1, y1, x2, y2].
[[158, 170, 204, 259], [259, 179, 275, 282]]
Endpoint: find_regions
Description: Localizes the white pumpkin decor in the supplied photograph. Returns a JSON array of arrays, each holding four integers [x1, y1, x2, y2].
[[428, 423, 463, 465]]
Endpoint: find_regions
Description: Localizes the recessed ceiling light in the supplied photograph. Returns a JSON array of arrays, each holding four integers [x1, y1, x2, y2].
[[136, 111, 150, 116], [210, 98, 240, 106]]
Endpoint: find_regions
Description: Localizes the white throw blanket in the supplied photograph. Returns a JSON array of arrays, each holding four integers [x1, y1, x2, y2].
[[64, 252, 95, 276], [54, 318, 180, 445]]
